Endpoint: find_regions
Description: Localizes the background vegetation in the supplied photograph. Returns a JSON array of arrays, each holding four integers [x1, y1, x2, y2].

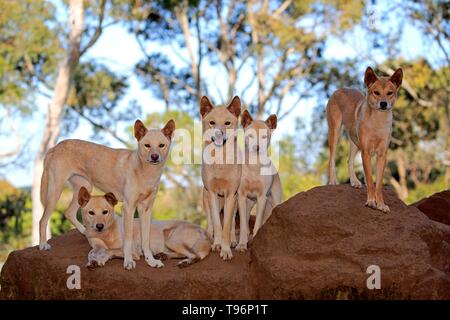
[[0, 0, 448, 268]]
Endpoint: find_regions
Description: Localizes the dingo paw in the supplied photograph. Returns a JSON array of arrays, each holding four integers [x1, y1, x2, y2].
[[123, 259, 136, 270], [376, 202, 390, 213], [220, 246, 233, 260], [177, 259, 192, 268], [235, 243, 247, 252], [365, 199, 377, 209], [39, 242, 51, 251], [145, 256, 164, 268], [350, 179, 362, 188]]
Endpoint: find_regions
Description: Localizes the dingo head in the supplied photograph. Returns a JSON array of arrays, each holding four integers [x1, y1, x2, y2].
[[134, 119, 175, 165], [364, 66, 403, 112], [241, 110, 277, 155], [78, 187, 117, 233], [200, 96, 241, 147]]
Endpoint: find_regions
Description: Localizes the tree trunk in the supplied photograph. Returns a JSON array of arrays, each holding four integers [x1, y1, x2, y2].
[[389, 154, 409, 201], [31, 0, 84, 245]]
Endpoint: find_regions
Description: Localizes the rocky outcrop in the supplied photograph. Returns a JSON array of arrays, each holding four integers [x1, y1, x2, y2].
[[1, 185, 450, 299], [413, 190, 450, 226]]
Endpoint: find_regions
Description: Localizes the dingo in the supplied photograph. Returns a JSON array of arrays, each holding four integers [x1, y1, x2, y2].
[[77, 188, 211, 268], [200, 95, 241, 260], [236, 110, 282, 251], [327, 66, 403, 212], [39, 119, 175, 270]]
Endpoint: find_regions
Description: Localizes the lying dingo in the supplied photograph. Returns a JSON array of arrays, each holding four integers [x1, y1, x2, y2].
[[78, 187, 211, 268]]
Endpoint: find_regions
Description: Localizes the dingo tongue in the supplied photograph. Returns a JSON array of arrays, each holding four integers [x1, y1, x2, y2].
[[213, 131, 224, 146]]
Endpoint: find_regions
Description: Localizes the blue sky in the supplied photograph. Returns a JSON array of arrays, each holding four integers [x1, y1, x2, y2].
[[0, 0, 438, 187]]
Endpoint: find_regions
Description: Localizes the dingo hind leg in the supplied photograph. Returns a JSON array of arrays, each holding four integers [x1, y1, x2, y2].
[[348, 140, 362, 188], [39, 169, 67, 250], [67, 175, 92, 234], [326, 99, 343, 185]]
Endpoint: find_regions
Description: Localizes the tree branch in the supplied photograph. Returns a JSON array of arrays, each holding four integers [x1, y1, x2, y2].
[[80, 0, 107, 56]]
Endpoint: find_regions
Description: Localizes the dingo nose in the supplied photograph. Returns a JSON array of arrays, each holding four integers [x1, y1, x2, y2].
[[150, 154, 159, 161], [96, 223, 104, 231], [256, 145, 260, 152], [380, 101, 388, 109]]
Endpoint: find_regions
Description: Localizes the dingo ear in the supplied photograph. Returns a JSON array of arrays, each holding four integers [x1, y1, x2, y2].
[[265, 114, 277, 130], [104, 192, 118, 207], [389, 68, 403, 88], [161, 119, 176, 140], [78, 187, 91, 208], [134, 120, 148, 141], [227, 96, 241, 118], [364, 67, 378, 88], [200, 96, 214, 118], [241, 110, 253, 128]]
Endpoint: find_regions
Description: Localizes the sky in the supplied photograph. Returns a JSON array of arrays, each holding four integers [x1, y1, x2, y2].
[[0, 0, 436, 187]]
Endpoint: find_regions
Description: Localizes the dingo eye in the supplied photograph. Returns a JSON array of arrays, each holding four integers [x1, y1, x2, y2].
[[209, 121, 215, 126], [387, 91, 393, 95], [88, 211, 95, 216], [102, 210, 108, 215], [262, 135, 267, 139], [225, 121, 231, 126], [144, 144, 150, 148], [374, 91, 380, 96], [159, 143, 165, 148]]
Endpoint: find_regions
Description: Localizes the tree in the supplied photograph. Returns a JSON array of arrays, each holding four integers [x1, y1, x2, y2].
[[130, 0, 364, 117]]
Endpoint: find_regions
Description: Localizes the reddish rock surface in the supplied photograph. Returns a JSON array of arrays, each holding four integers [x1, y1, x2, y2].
[[412, 190, 450, 226], [1, 185, 450, 299]]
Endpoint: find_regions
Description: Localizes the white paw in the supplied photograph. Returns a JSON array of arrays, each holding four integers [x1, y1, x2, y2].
[[235, 243, 247, 252], [376, 202, 390, 213], [220, 245, 233, 260], [145, 256, 164, 268], [328, 179, 338, 186], [123, 259, 136, 270], [365, 199, 377, 209], [39, 242, 51, 251], [350, 179, 362, 188]]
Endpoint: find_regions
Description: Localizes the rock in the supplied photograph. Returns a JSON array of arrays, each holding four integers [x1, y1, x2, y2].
[[0, 230, 254, 299], [251, 185, 450, 299], [1, 185, 450, 299], [412, 190, 450, 226]]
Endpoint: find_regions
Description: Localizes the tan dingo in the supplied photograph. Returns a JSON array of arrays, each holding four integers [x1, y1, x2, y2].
[[77, 188, 211, 268], [326, 66, 403, 212], [236, 110, 282, 251], [200, 95, 241, 260], [39, 119, 175, 270]]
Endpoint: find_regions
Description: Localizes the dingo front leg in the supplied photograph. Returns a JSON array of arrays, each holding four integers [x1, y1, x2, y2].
[[362, 150, 376, 209], [375, 152, 389, 213], [138, 193, 164, 268], [122, 200, 137, 270], [252, 194, 267, 237], [208, 191, 222, 252], [220, 194, 236, 260], [236, 194, 248, 252]]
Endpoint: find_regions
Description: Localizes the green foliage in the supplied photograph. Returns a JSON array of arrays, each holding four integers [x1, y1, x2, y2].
[[406, 176, 449, 205], [0, 0, 61, 111]]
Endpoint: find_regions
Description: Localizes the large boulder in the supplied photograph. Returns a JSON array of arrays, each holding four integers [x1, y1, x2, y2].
[[0, 231, 254, 300], [1, 185, 450, 299], [412, 190, 450, 226], [250, 185, 450, 299]]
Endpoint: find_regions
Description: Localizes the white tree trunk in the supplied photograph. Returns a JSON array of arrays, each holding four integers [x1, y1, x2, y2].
[[31, 0, 84, 245]]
